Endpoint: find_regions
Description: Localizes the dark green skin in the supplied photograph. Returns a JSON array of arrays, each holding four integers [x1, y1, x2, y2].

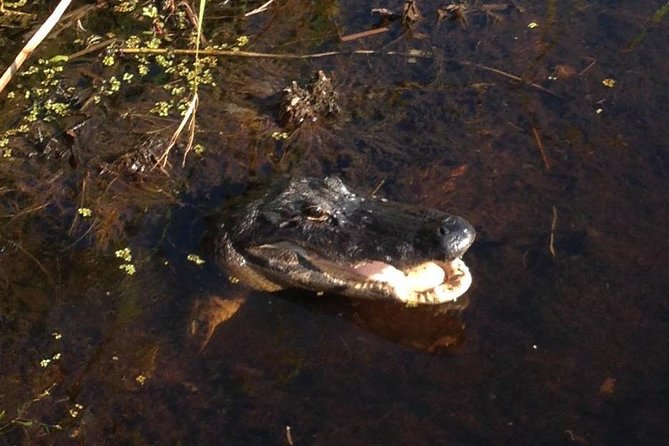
[[217, 176, 475, 302]]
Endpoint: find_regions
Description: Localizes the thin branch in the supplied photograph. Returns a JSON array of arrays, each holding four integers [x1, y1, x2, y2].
[[245, 0, 275, 17], [118, 47, 560, 97], [549, 206, 557, 257], [532, 126, 551, 170], [459, 60, 561, 97], [67, 38, 117, 61], [340, 27, 389, 42], [578, 57, 597, 76], [119, 47, 345, 59], [181, 94, 198, 167]]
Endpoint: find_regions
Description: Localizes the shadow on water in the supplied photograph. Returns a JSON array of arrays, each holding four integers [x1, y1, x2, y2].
[[1, 0, 669, 444]]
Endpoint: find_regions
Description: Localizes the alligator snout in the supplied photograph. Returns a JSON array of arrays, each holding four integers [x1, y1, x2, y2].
[[437, 215, 476, 259]]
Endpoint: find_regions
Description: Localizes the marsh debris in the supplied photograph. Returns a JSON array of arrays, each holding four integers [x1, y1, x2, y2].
[[370, 1, 422, 29], [101, 137, 168, 178], [279, 70, 339, 128], [437, 2, 511, 28], [403, 1, 422, 26], [370, 1, 513, 32], [437, 4, 469, 27], [370, 8, 401, 22]]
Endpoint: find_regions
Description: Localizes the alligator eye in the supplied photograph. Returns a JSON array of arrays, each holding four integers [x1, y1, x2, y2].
[[303, 205, 329, 222]]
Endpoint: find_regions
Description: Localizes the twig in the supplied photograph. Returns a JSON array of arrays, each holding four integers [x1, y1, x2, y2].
[[118, 47, 559, 97], [118, 47, 434, 59], [174, 0, 206, 167], [120, 47, 344, 59], [549, 206, 557, 257], [531, 126, 551, 170], [155, 87, 198, 170], [459, 60, 561, 97], [181, 94, 198, 167], [0, 0, 73, 95], [370, 179, 386, 197], [67, 38, 117, 61], [245, 0, 275, 17], [578, 57, 597, 76], [340, 27, 389, 42], [285, 425, 294, 446]]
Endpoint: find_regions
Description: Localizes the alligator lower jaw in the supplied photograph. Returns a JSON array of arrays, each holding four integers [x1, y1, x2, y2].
[[352, 258, 472, 305]]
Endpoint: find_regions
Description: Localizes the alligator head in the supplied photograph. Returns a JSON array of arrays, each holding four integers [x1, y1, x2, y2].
[[217, 176, 475, 305]]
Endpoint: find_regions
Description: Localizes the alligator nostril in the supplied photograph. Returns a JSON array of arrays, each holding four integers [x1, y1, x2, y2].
[[438, 217, 462, 237], [438, 216, 476, 258]]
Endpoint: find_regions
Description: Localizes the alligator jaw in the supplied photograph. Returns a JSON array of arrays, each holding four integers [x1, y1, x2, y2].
[[351, 258, 472, 304], [244, 242, 472, 305]]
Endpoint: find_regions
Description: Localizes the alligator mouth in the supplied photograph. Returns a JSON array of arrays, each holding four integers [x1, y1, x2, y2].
[[349, 258, 472, 304], [245, 242, 472, 304]]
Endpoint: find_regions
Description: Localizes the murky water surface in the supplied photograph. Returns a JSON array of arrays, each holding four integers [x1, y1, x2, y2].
[[1, 1, 668, 444]]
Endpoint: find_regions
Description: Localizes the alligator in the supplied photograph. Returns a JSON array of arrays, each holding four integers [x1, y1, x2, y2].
[[216, 176, 475, 305]]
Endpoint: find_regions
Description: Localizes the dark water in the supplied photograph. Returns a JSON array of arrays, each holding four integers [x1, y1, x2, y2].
[[1, 1, 668, 444]]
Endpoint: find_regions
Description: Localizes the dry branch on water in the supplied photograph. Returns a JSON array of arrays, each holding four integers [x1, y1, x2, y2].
[[549, 206, 557, 258], [118, 47, 560, 97], [532, 126, 551, 170]]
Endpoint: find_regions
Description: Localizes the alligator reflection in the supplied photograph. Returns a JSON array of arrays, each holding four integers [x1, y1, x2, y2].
[[280, 290, 469, 354], [191, 292, 468, 354]]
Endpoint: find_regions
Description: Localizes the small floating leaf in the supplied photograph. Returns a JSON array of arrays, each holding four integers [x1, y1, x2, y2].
[[187, 253, 205, 265], [115, 247, 132, 262], [48, 55, 69, 64], [77, 207, 92, 217], [602, 78, 616, 88]]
